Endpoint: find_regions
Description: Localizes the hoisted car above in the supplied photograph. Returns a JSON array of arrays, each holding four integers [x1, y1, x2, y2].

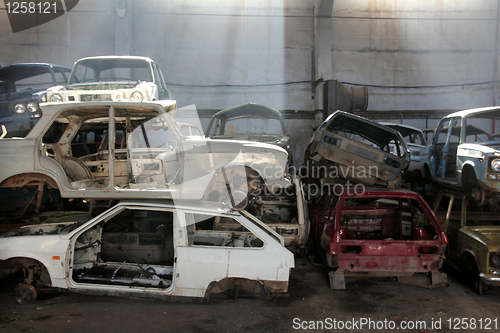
[[0, 101, 291, 212], [422, 107, 500, 202], [305, 111, 410, 188]]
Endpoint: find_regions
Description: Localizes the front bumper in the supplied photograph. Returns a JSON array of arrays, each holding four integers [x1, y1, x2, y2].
[[479, 273, 500, 287]]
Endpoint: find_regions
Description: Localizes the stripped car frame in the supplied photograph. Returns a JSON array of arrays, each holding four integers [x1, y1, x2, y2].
[[206, 103, 292, 167], [0, 201, 294, 304], [0, 101, 291, 213], [313, 188, 448, 289]]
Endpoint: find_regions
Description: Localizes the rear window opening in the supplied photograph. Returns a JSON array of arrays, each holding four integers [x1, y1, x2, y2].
[[340, 197, 438, 241]]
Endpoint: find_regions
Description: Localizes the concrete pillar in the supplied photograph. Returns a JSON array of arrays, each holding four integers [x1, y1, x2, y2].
[[314, 0, 334, 120]]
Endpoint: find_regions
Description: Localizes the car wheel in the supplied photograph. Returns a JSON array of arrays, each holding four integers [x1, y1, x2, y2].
[[474, 278, 485, 296], [15, 283, 37, 304], [460, 254, 482, 292]]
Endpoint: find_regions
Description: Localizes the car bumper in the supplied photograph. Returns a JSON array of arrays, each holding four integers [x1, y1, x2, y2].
[[479, 273, 500, 287]]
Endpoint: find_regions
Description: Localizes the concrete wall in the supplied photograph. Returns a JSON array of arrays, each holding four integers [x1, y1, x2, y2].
[[2, 0, 498, 113], [324, 0, 500, 112]]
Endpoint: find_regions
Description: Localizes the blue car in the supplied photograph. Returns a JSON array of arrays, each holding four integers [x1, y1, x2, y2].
[[422, 106, 500, 202], [0, 63, 71, 137]]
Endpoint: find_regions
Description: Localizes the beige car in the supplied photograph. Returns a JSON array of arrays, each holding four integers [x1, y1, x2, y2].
[[306, 111, 410, 188], [434, 190, 500, 295]]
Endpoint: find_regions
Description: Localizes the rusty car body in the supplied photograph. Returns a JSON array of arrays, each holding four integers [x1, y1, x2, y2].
[[219, 175, 310, 251], [306, 111, 410, 188], [312, 187, 448, 289], [206, 103, 308, 250], [0, 200, 294, 303], [0, 63, 71, 137], [381, 123, 427, 177], [433, 190, 500, 295], [422, 107, 500, 201], [47, 56, 170, 103], [0, 101, 291, 212]]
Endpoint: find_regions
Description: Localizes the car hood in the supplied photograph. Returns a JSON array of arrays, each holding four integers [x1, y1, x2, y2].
[[465, 226, 500, 248], [459, 142, 500, 153], [0, 221, 82, 238], [64, 82, 139, 91]]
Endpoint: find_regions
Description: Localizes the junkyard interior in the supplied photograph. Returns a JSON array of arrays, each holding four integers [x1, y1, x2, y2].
[[1, 1, 500, 332]]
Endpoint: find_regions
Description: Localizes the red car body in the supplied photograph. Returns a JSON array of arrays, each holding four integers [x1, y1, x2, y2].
[[313, 188, 448, 287]]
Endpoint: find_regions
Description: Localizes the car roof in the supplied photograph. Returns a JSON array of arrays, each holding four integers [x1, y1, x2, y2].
[[212, 103, 283, 121], [73, 56, 155, 70], [379, 122, 424, 134], [445, 106, 500, 119], [0, 63, 70, 82], [115, 199, 236, 215], [326, 111, 405, 148]]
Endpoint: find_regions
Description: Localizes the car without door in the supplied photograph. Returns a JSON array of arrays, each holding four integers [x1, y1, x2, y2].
[[0, 101, 291, 214], [0, 201, 294, 304], [433, 190, 500, 295], [47, 56, 170, 103], [422, 106, 500, 202], [312, 187, 448, 289], [0, 63, 71, 137], [305, 111, 410, 188]]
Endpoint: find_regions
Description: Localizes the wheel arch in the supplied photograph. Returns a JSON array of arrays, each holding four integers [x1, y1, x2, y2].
[[461, 250, 481, 274], [461, 163, 479, 192], [0, 256, 53, 287], [0, 172, 60, 191]]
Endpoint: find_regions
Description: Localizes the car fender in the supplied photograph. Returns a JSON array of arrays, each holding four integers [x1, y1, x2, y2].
[[461, 249, 482, 273], [0, 254, 59, 287]]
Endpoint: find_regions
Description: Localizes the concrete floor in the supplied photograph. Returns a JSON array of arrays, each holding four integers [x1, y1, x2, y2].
[[0, 253, 498, 333]]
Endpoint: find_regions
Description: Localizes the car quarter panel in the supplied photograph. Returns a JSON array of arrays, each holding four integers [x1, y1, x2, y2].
[[173, 211, 293, 298]]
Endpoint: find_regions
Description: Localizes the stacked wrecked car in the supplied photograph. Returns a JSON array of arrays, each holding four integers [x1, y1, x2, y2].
[[3, 84, 500, 304], [0, 98, 306, 303], [303, 111, 450, 289]]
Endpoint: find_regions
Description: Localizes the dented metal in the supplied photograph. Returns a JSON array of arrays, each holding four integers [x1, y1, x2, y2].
[[306, 111, 410, 188]]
